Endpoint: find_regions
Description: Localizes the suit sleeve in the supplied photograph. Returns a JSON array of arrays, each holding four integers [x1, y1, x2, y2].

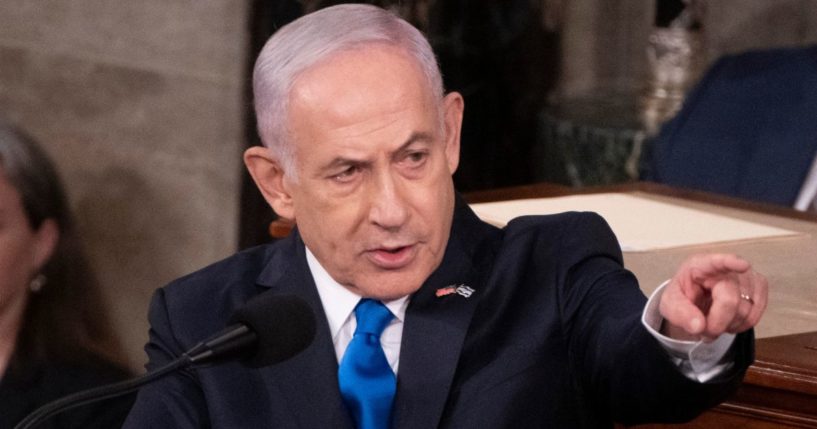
[[123, 288, 211, 429], [558, 212, 753, 425]]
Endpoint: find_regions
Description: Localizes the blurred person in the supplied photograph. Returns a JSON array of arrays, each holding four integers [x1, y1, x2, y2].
[[0, 120, 135, 428], [646, 45, 817, 210]]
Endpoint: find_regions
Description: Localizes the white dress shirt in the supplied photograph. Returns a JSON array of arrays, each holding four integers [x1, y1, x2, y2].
[[306, 248, 733, 382], [642, 281, 734, 382], [307, 249, 408, 373]]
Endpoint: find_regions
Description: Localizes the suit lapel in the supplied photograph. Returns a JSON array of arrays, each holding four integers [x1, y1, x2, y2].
[[254, 232, 354, 429], [393, 199, 498, 429]]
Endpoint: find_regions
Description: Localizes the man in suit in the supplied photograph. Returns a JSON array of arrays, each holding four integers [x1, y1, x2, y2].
[[647, 45, 817, 210], [125, 4, 768, 428]]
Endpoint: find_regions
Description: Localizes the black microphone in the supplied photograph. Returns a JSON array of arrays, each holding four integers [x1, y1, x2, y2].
[[14, 293, 316, 429], [186, 293, 317, 367]]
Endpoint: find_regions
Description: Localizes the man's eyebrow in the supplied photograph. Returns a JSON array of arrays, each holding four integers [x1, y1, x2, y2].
[[319, 157, 369, 174], [393, 131, 434, 155], [319, 132, 435, 174]]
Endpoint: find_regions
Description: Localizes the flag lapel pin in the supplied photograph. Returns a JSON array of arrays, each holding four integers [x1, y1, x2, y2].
[[436, 284, 475, 298]]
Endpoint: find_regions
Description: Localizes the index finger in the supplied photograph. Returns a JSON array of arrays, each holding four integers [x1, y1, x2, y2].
[[688, 254, 751, 283]]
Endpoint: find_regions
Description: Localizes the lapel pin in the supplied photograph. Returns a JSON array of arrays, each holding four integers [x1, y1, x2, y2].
[[436, 286, 456, 297], [436, 284, 475, 298]]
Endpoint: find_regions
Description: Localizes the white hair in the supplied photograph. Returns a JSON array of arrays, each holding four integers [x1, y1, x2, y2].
[[252, 4, 445, 177]]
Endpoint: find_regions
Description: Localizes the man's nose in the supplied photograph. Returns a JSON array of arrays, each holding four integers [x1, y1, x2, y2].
[[368, 171, 409, 230]]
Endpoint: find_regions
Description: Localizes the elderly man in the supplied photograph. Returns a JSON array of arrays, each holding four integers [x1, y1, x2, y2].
[[125, 4, 767, 428]]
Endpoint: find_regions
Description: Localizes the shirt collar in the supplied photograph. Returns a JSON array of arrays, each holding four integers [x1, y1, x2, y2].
[[305, 247, 409, 340]]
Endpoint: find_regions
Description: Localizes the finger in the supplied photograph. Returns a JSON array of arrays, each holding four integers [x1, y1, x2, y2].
[[677, 271, 708, 304], [688, 254, 751, 283], [703, 278, 742, 338], [660, 281, 707, 336], [689, 267, 727, 291], [726, 295, 752, 332], [691, 266, 751, 295], [735, 271, 769, 333], [719, 254, 751, 273]]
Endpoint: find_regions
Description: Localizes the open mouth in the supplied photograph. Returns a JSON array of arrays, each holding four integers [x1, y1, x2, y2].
[[367, 244, 415, 268]]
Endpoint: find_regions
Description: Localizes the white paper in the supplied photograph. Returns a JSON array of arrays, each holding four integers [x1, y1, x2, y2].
[[470, 193, 802, 252]]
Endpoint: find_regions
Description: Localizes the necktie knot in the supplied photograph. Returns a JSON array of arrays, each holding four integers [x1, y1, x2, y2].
[[354, 299, 393, 336]]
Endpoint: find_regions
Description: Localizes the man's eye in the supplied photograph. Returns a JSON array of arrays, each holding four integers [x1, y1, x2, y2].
[[405, 151, 428, 166], [332, 166, 360, 182]]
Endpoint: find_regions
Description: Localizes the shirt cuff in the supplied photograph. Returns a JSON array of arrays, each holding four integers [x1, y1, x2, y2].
[[641, 280, 736, 383]]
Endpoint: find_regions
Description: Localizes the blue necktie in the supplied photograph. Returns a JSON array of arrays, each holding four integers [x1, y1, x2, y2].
[[338, 299, 396, 429]]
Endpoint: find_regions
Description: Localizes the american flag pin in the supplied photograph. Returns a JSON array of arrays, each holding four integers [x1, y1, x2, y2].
[[436, 284, 475, 298], [436, 286, 457, 297]]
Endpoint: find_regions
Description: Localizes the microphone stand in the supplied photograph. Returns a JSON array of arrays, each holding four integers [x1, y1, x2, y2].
[[14, 357, 185, 429], [14, 325, 255, 429], [15, 292, 314, 429]]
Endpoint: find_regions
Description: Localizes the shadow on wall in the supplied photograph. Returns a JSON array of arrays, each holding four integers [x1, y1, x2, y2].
[[73, 166, 177, 369]]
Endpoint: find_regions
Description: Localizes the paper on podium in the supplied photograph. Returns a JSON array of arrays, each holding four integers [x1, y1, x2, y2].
[[470, 193, 802, 252]]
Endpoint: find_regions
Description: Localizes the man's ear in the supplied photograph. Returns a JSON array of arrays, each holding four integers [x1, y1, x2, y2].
[[244, 146, 296, 220], [441, 92, 464, 175]]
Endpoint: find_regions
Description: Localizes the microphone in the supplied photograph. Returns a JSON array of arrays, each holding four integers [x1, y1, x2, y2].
[[14, 293, 316, 429], [187, 293, 317, 367]]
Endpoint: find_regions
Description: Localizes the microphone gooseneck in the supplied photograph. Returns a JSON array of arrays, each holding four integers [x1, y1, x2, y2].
[[14, 358, 189, 429], [14, 293, 316, 429]]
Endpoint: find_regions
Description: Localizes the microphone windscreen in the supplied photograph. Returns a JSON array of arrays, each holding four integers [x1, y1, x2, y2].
[[229, 293, 316, 368]]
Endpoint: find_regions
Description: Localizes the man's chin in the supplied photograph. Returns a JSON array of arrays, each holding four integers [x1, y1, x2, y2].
[[351, 273, 426, 301]]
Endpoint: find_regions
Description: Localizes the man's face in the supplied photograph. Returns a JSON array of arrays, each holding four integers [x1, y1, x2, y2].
[[262, 45, 463, 300]]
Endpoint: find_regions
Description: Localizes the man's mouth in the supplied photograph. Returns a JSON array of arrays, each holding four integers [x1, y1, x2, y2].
[[366, 244, 416, 269]]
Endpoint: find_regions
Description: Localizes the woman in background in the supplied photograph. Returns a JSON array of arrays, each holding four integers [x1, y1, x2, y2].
[[0, 120, 134, 428]]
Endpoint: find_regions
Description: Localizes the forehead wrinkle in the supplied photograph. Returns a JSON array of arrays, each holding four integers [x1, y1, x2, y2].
[[289, 45, 442, 175], [331, 109, 408, 141], [291, 89, 415, 153], [291, 46, 433, 117]]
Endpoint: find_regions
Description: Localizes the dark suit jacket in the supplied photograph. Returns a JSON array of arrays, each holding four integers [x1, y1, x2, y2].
[[647, 45, 817, 206], [125, 200, 752, 428], [0, 355, 135, 429]]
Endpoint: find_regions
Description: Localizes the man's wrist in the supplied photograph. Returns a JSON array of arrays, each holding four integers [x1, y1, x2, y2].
[[642, 281, 737, 382]]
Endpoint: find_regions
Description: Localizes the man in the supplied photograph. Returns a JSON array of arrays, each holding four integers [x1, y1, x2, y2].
[[125, 4, 767, 428], [647, 44, 817, 211]]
